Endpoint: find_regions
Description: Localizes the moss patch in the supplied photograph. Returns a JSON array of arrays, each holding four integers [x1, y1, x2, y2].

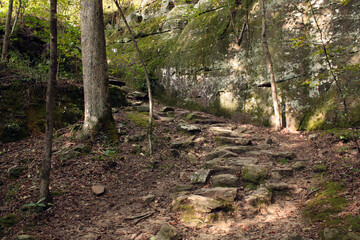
[[304, 181, 348, 225], [126, 112, 151, 128]]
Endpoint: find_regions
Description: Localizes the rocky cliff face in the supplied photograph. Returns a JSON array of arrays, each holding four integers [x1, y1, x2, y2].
[[106, 0, 360, 130]]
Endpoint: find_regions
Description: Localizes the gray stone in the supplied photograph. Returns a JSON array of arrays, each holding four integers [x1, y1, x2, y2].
[[292, 161, 306, 170], [128, 133, 146, 142], [194, 187, 237, 202], [208, 126, 242, 137], [155, 223, 179, 240], [127, 91, 147, 100], [226, 157, 259, 166], [343, 232, 360, 240], [215, 137, 252, 146], [262, 150, 296, 160], [241, 165, 269, 183], [323, 228, 340, 240], [158, 116, 174, 122], [177, 124, 201, 134], [170, 195, 226, 214], [171, 140, 194, 149], [221, 146, 253, 154], [185, 112, 209, 121], [91, 185, 105, 196], [190, 169, 211, 184], [15, 235, 36, 240], [245, 187, 272, 206], [205, 149, 238, 161], [211, 174, 239, 187]]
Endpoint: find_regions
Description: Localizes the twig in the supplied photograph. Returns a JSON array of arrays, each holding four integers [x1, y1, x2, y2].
[[124, 211, 154, 225]]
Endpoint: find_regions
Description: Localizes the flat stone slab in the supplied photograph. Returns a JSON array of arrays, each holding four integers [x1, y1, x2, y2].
[[209, 126, 242, 137], [194, 187, 237, 202], [177, 124, 201, 134], [190, 169, 211, 184], [161, 106, 175, 112], [261, 150, 296, 160], [221, 146, 254, 154], [171, 140, 194, 149], [205, 149, 238, 161], [211, 174, 239, 187], [155, 223, 179, 240], [203, 157, 258, 172], [171, 195, 226, 213], [215, 137, 252, 146], [271, 167, 293, 177]]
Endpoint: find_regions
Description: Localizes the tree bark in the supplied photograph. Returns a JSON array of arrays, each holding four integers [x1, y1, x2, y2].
[[260, 0, 282, 130], [114, 0, 154, 154], [1, 0, 14, 61], [40, 0, 57, 203], [80, 0, 114, 137]]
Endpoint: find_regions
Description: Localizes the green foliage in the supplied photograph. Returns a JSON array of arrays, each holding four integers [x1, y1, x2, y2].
[[126, 112, 149, 128], [326, 129, 360, 142], [22, 197, 50, 212]]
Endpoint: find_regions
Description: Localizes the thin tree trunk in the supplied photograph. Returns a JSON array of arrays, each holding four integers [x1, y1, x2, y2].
[[10, 0, 21, 35], [40, 0, 57, 203], [114, 0, 154, 155], [260, 0, 282, 130], [81, 0, 114, 137], [1, 0, 14, 61]]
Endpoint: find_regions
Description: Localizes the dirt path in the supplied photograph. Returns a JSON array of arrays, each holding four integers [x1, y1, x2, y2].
[[1, 94, 359, 240]]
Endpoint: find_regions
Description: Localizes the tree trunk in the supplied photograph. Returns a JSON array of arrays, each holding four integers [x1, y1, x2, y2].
[[80, 0, 114, 137], [1, 0, 14, 61], [10, 0, 21, 35], [260, 0, 282, 130], [40, 0, 57, 203], [114, 0, 154, 155]]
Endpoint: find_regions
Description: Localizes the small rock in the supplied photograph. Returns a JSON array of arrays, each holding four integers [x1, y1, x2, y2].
[[313, 164, 328, 172], [158, 116, 174, 122], [155, 223, 179, 240], [292, 161, 306, 170], [187, 153, 198, 163], [245, 187, 272, 206], [91, 185, 105, 196], [211, 174, 239, 187], [74, 143, 91, 153], [190, 169, 211, 184], [286, 234, 302, 240], [266, 138, 273, 144], [171, 195, 227, 214], [323, 228, 340, 240], [222, 146, 253, 154], [209, 126, 242, 137]]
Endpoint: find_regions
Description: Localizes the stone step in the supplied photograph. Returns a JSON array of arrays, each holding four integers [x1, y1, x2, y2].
[[215, 136, 252, 146]]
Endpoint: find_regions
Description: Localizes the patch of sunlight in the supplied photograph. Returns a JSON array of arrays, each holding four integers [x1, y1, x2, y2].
[[219, 91, 239, 112]]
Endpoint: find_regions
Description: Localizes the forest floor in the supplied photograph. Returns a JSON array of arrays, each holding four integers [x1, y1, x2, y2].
[[1, 91, 360, 240]]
